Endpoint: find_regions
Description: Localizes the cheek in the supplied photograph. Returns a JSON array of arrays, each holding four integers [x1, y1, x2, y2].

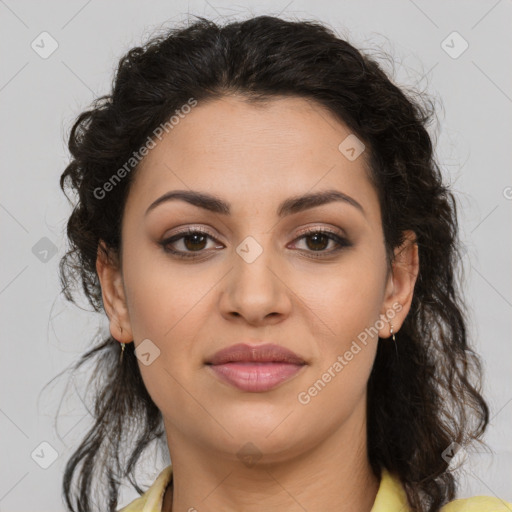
[[296, 247, 386, 389], [295, 264, 384, 416], [300, 250, 387, 336], [122, 237, 208, 340], [120, 244, 212, 395]]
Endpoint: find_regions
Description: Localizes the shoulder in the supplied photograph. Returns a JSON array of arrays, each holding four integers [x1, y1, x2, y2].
[[376, 468, 512, 512], [117, 495, 146, 512], [117, 465, 173, 512], [441, 495, 512, 512]]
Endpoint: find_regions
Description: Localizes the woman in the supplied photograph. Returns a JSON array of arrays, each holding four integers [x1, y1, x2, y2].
[[58, 15, 511, 512]]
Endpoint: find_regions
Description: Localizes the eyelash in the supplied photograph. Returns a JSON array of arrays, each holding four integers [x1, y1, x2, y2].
[[158, 226, 351, 260]]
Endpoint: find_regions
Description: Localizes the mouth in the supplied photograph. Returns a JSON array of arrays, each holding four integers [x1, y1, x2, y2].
[[205, 343, 307, 392]]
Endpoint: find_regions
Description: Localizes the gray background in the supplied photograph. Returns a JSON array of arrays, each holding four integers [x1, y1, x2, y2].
[[1, 0, 511, 510]]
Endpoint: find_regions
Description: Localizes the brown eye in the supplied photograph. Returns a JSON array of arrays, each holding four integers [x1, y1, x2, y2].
[[303, 232, 331, 251], [291, 228, 352, 258], [159, 228, 223, 259], [181, 232, 208, 251]]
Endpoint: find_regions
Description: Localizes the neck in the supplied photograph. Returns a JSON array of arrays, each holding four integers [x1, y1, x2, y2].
[[163, 414, 380, 512]]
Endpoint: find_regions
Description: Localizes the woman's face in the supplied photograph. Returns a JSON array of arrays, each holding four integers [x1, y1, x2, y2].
[[99, 95, 417, 465]]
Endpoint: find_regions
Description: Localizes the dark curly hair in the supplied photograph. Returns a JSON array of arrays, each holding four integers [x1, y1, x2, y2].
[[57, 14, 489, 512]]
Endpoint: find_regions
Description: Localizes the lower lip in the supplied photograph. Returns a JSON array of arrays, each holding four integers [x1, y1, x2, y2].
[[208, 362, 305, 392]]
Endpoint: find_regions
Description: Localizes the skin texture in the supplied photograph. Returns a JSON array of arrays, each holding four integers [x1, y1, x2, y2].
[[96, 95, 419, 512]]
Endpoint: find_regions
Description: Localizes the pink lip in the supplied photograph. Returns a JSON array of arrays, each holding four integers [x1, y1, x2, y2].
[[206, 343, 306, 392]]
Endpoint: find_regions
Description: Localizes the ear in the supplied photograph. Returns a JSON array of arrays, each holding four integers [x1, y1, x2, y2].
[[96, 240, 133, 344], [378, 230, 419, 338]]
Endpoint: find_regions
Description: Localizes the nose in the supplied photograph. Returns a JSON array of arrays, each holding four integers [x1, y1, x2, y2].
[[218, 237, 292, 326]]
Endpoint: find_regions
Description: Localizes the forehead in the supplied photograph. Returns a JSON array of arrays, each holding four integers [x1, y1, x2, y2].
[[124, 95, 379, 221]]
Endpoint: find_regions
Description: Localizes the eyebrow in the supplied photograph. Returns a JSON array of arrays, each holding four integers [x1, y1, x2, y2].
[[145, 189, 365, 218]]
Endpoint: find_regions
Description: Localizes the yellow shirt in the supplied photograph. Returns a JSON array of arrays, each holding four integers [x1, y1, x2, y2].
[[118, 465, 512, 512]]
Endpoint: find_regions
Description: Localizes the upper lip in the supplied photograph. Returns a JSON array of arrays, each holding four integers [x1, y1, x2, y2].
[[206, 343, 306, 365]]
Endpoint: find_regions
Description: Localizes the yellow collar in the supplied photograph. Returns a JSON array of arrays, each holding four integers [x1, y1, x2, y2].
[[119, 464, 512, 512], [121, 465, 410, 512]]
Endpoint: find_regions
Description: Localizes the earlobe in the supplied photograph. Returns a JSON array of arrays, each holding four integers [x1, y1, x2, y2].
[[96, 240, 133, 343], [379, 230, 419, 338]]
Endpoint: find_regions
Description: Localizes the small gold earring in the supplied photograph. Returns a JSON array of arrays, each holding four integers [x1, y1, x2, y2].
[[389, 322, 399, 358], [389, 322, 396, 342], [119, 324, 125, 363]]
